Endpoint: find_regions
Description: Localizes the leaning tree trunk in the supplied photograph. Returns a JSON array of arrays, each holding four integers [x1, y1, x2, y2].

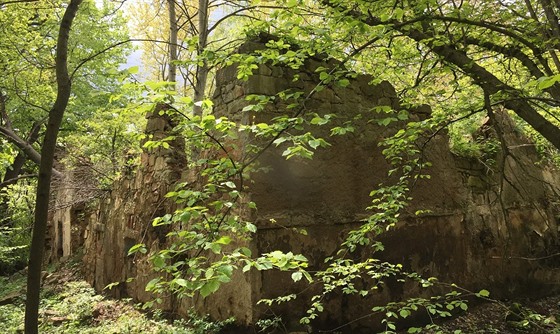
[[24, 0, 83, 333]]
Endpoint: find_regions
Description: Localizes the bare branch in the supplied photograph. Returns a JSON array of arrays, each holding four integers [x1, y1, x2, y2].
[[0, 174, 37, 188], [207, 5, 286, 34], [70, 38, 191, 79]]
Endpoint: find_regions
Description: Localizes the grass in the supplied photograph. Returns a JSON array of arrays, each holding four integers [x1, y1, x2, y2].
[[0, 264, 229, 334]]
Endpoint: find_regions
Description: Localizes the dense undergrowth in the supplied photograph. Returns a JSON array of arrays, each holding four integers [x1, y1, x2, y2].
[[2, 259, 560, 333], [0, 261, 232, 334]]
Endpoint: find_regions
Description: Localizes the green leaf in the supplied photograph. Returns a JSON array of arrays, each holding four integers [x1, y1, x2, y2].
[[175, 278, 188, 287], [215, 236, 232, 245], [477, 289, 490, 297], [242, 104, 255, 112], [127, 244, 147, 255], [152, 255, 165, 268], [200, 280, 220, 298], [394, 7, 404, 20], [223, 181, 236, 189], [337, 78, 350, 87], [537, 74, 560, 90], [310, 115, 332, 125], [104, 282, 120, 290], [293, 254, 307, 262], [218, 264, 234, 277], [291, 271, 303, 282], [210, 243, 221, 254], [273, 137, 287, 146], [246, 222, 257, 233], [303, 271, 313, 283], [308, 139, 321, 149], [145, 278, 160, 291], [127, 66, 139, 74], [399, 309, 411, 318]]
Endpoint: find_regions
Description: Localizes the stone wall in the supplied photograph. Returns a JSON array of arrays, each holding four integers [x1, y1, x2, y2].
[[80, 104, 187, 307], [210, 44, 560, 331], [46, 156, 102, 264], [49, 40, 560, 333]]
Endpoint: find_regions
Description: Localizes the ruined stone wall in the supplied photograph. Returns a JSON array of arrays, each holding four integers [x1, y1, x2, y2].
[[46, 157, 103, 264], [211, 42, 560, 331], [49, 40, 560, 333], [79, 105, 187, 307]]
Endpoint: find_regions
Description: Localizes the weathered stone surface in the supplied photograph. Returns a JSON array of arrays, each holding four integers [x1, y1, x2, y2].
[[206, 43, 560, 332], [76, 104, 186, 308]]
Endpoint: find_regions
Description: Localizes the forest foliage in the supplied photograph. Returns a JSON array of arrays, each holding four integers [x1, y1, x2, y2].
[[1, 0, 560, 333]]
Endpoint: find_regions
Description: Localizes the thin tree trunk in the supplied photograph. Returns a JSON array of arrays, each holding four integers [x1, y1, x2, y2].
[[24, 0, 82, 332], [168, 0, 177, 84], [193, 0, 209, 115]]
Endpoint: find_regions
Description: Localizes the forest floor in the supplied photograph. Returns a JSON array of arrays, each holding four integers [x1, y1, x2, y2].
[[426, 295, 560, 334], [0, 259, 230, 334], [1, 259, 560, 333]]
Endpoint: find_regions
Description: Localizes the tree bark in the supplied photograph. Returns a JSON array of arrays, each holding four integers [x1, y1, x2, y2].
[[193, 0, 209, 115], [400, 28, 560, 151], [24, 0, 83, 333], [167, 0, 177, 83], [2, 121, 43, 187], [0, 125, 62, 178]]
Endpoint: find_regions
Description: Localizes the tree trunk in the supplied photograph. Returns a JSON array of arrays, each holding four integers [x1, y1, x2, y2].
[[193, 0, 209, 115], [1, 121, 42, 187], [167, 0, 177, 84], [0, 125, 62, 178], [0, 122, 43, 228], [325, 0, 560, 151], [401, 28, 560, 151], [24, 0, 83, 333]]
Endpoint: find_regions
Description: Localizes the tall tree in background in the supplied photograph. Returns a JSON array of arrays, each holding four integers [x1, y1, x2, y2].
[[128, 0, 210, 102], [168, 0, 178, 83], [128, 0, 277, 111]]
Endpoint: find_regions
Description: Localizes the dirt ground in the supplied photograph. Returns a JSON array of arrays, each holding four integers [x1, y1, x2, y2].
[[426, 295, 560, 333]]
